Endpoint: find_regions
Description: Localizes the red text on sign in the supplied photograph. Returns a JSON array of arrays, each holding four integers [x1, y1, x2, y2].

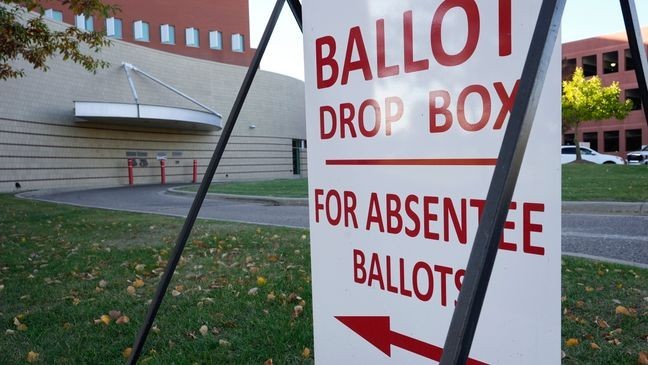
[[353, 249, 465, 306], [315, 0, 513, 89]]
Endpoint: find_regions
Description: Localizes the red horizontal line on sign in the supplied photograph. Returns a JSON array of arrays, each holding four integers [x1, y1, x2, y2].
[[325, 158, 498, 166]]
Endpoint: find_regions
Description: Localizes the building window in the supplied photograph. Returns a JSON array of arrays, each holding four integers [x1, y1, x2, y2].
[[604, 131, 619, 152], [185, 27, 199, 47], [602, 51, 618, 74], [624, 49, 634, 71], [161, 24, 175, 44], [582, 55, 597, 77], [106, 17, 122, 39], [563, 58, 577, 77], [625, 129, 643, 151], [583, 132, 598, 151], [626, 88, 642, 110], [44, 9, 63, 22], [75, 14, 94, 31], [563, 133, 575, 145], [232, 33, 245, 52], [209, 31, 223, 50], [134, 20, 150, 42]]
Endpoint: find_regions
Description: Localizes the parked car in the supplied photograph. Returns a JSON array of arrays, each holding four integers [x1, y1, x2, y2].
[[561, 146, 625, 164], [626, 145, 648, 165]]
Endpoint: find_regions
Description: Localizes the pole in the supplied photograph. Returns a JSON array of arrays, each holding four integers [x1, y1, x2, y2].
[[160, 159, 166, 185], [127, 159, 134, 186], [439, 0, 566, 364], [126, 1, 287, 363], [619, 0, 648, 128], [192, 159, 198, 184]]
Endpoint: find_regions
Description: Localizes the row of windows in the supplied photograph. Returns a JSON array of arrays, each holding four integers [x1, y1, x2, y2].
[[564, 47, 647, 77], [564, 129, 644, 152], [44, 9, 244, 53]]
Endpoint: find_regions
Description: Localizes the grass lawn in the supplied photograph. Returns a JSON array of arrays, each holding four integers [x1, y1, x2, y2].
[[1, 195, 646, 364], [182, 179, 308, 198], [183, 166, 648, 202], [562, 164, 648, 201], [0, 195, 312, 364]]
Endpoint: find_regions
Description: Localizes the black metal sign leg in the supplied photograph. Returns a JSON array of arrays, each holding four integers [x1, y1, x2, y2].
[[126, 0, 287, 363], [439, 0, 566, 364], [620, 0, 648, 127]]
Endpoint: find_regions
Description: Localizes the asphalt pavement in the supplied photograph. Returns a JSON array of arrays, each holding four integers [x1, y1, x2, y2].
[[18, 184, 648, 268]]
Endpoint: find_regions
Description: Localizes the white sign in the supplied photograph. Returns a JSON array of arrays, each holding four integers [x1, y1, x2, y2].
[[304, 1, 561, 364]]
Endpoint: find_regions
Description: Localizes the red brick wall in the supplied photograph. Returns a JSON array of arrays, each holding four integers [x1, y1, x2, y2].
[[562, 28, 648, 156], [49, 0, 255, 67]]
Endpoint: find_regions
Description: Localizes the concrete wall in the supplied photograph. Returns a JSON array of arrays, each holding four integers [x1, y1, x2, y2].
[[0, 17, 307, 193]]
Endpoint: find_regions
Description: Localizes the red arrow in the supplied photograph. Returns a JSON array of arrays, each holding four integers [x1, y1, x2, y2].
[[335, 316, 488, 365]]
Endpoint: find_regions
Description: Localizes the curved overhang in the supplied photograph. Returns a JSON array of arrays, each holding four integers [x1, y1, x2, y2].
[[74, 101, 223, 131]]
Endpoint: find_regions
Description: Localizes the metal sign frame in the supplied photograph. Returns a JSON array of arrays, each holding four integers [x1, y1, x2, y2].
[[127, 0, 648, 363]]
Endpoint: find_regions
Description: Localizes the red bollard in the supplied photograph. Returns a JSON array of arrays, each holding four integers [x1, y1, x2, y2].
[[128, 159, 134, 185], [160, 159, 166, 185], [192, 159, 198, 183]]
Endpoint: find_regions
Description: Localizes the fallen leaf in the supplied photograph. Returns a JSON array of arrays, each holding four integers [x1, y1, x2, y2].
[[257, 276, 267, 286], [561, 350, 566, 360], [293, 305, 304, 317], [264, 359, 273, 365], [615, 305, 630, 316], [248, 287, 259, 296], [116, 316, 130, 325], [151, 325, 161, 334], [575, 300, 585, 308], [109, 310, 122, 320], [302, 347, 311, 358], [133, 279, 145, 288], [17, 324, 28, 331], [135, 264, 146, 272], [638, 352, 648, 365], [122, 347, 132, 359], [585, 286, 594, 292], [126, 286, 136, 295], [267, 292, 276, 301], [100, 315, 111, 325], [171, 290, 181, 297], [5, 329, 15, 335], [26, 351, 39, 363], [199, 325, 208, 336], [219, 339, 231, 347], [590, 342, 601, 350], [98, 280, 108, 288], [595, 318, 609, 328], [565, 338, 579, 347]]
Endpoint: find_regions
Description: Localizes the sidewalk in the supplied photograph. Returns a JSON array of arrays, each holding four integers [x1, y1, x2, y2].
[[167, 186, 648, 215]]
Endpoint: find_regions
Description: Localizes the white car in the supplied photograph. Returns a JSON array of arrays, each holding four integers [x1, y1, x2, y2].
[[561, 146, 625, 165], [626, 145, 648, 165]]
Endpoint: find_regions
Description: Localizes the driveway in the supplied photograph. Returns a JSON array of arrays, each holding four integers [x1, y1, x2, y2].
[[20, 184, 648, 268]]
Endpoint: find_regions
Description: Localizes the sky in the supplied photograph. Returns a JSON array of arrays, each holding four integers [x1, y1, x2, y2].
[[248, 0, 648, 81]]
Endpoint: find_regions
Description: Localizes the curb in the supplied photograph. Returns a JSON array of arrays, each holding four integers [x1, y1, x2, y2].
[[562, 201, 648, 215], [168, 186, 647, 215], [166, 186, 308, 206]]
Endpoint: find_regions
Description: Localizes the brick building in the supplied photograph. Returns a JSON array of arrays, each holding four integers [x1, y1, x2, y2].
[[562, 27, 648, 156], [0, 2, 306, 193]]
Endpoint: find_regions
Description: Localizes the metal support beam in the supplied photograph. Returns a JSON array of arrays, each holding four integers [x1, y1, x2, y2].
[[439, 0, 566, 364], [286, 0, 302, 32], [122, 63, 140, 105], [122, 62, 222, 119], [126, 0, 286, 363], [620, 0, 648, 127]]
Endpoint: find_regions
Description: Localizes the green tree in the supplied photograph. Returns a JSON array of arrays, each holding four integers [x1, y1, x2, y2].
[[0, 0, 119, 80], [562, 67, 632, 161]]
